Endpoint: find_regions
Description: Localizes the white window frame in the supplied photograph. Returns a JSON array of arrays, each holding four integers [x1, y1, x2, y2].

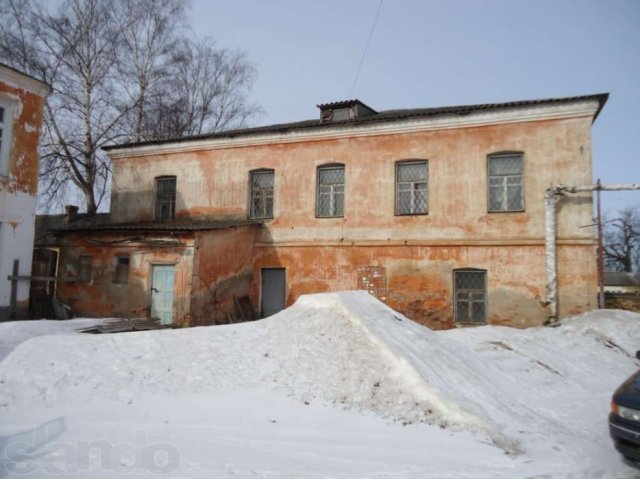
[[0, 98, 14, 177], [395, 160, 429, 215], [453, 268, 488, 325], [487, 152, 524, 213], [316, 164, 345, 218], [249, 169, 275, 219]]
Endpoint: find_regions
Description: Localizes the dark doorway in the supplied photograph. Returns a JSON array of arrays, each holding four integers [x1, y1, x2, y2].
[[29, 248, 58, 318], [261, 268, 286, 318]]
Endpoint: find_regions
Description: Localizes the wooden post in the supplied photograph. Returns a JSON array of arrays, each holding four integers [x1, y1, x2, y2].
[[9, 259, 18, 319]]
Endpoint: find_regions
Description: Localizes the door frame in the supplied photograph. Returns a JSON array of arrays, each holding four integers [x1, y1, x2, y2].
[[149, 263, 176, 324], [260, 267, 286, 318]]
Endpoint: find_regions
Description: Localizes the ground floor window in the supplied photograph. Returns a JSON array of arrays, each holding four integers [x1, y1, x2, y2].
[[454, 269, 487, 324]]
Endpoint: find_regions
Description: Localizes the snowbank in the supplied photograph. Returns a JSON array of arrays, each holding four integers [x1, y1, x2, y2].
[[0, 318, 103, 362], [0, 292, 638, 477]]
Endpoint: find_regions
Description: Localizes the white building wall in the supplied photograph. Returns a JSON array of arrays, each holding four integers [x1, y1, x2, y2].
[[0, 190, 37, 316]]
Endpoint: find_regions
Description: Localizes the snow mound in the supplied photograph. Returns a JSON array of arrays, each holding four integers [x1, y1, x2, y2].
[[1, 292, 639, 459], [0, 318, 103, 362], [0, 293, 506, 445]]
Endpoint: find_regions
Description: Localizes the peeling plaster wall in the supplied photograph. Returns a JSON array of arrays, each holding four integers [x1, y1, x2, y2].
[[56, 232, 195, 326], [109, 111, 598, 328], [191, 225, 260, 325], [252, 243, 596, 329], [0, 71, 47, 319]]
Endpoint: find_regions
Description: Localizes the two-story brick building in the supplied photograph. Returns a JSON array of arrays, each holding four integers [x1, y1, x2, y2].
[[49, 94, 607, 329], [0, 64, 49, 319]]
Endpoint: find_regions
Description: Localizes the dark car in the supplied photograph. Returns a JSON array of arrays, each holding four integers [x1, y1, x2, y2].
[[610, 351, 640, 466]]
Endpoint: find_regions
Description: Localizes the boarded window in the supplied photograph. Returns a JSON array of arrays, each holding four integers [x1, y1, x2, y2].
[[488, 154, 523, 212], [396, 160, 428, 215], [249, 170, 274, 219], [113, 256, 130, 284], [454, 269, 487, 324], [78, 255, 92, 282], [155, 176, 176, 221], [316, 165, 344, 217]]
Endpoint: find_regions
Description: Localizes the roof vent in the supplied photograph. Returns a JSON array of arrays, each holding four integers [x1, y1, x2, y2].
[[317, 100, 377, 123]]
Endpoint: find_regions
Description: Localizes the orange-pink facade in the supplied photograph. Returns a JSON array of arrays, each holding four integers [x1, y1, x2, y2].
[[56, 96, 603, 328], [0, 65, 49, 319]]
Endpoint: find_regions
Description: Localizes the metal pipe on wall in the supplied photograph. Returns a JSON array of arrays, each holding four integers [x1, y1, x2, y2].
[[544, 182, 640, 324]]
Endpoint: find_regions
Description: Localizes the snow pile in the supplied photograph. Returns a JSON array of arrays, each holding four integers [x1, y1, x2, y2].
[[0, 293, 498, 443], [0, 293, 639, 477], [0, 318, 102, 362]]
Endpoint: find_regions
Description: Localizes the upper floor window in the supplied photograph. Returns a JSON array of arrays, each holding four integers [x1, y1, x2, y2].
[[0, 102, 11, 176], [396, 160, 428, 215], [249, 169, 274, 219], [488, 153, 523, 212], [155, 176, 176, 222], [316, 164, 344, 218]]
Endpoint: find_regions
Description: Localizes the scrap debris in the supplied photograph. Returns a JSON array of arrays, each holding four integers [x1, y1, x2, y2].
[[77, 317, 171, 334]]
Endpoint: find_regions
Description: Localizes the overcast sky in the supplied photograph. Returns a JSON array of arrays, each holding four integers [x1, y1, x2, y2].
[[190, 0, 639, 215]]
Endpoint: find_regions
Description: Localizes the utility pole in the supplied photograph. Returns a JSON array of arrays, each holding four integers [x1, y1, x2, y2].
[[596, 179, 605, 309]]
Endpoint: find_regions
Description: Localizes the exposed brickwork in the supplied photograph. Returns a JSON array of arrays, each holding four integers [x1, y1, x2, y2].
[[357, 266, 388, 302]]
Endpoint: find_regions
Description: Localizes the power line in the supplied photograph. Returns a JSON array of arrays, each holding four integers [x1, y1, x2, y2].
[[349, 0, 383, 98]]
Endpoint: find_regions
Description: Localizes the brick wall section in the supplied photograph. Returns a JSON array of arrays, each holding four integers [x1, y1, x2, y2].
[[357, 266, 388, 302], [605, 293, 640, 313]]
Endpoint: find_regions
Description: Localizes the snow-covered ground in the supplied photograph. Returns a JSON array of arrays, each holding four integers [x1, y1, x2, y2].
[[0, 292, 638, 477]]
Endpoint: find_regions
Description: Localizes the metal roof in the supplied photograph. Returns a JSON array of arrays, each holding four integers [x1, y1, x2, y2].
[[53, 217, 262, 233], [604, 272, 640, 287], [103, 93, 609, 152]]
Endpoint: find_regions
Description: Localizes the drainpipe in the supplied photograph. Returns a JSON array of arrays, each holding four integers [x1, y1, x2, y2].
[[544, 188, 562, 323], [544, 182, 640, 324]]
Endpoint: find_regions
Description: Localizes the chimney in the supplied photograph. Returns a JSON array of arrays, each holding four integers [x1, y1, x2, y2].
[[65, 205, 79, 223]]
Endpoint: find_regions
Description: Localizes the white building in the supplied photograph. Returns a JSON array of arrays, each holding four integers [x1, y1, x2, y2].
[[0, 64, 49, 319]]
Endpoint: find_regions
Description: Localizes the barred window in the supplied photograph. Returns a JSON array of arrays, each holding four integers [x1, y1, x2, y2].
[[78, 255, 93, 283], [249, 170, 274, 219], [316, 164, 344, 218], [454, 269, 487, 324], [155, 176, 176, 222], [396, 160, 428, 215], [488, 153, 523, 212]]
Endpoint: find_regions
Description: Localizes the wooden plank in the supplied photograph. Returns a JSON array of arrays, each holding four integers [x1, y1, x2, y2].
[[7, 275, 76, 283], [9, 260, 18, 319], [77, 317, 169, 334]]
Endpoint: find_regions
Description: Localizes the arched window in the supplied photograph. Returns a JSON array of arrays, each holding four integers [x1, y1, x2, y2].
[[453, 268, 487, 324], [155, 176, 176, 222], [395, 159, 428, 215], [316, 163, 345, 218], [488, 152, 524, 212], [249, 169, 275, 219]]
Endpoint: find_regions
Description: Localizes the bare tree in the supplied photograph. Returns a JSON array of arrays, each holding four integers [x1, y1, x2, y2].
[[0, 0, 261, 214], [117, 0, 187, 143], [137, 37, 262, 141], [603, 206, 640, 272]]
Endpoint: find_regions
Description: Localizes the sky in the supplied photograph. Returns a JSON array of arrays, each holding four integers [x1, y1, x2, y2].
[[189, 0, 640, 216]]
